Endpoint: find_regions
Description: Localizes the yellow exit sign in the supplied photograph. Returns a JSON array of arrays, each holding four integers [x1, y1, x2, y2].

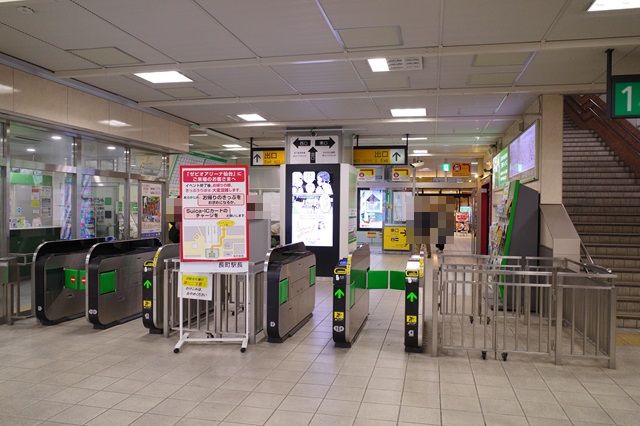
[[252, 149, 285, 166], [353, 147, 407, 165]]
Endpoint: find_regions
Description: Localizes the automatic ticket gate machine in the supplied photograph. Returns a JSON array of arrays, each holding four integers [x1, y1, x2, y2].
[[34, 238, 106, 325], [141, 243, 179, 334], [265, 242, 316, 342], [404, 252, 426, 353], [332, 244, 370, 348], [86, 238, 162, 329]]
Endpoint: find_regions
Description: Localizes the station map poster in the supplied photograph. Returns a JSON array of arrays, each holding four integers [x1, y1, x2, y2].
[[358, 188, 385, 230], [141, 182, 162, 238], [180, 165, 248, 262], [286, 164, 340, 276]]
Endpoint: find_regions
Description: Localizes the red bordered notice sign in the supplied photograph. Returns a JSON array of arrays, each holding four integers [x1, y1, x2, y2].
[[179, 165, 249, 262]]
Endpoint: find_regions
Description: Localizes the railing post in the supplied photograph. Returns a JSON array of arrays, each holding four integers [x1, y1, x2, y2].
[[431, 265, 439, 357], [609, 284, 617, 369], [554, 270, 563, 365]]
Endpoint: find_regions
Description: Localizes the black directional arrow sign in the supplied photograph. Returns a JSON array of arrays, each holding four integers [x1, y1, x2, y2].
[[315, 138, 336, 148], [309, 147, 318, 164], [253, 153, 261, 163], [392, 151, 401, 161], [293, 138, 311, 149]]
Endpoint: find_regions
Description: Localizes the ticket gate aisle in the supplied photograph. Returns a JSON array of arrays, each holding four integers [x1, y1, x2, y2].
[[264, 242, 316, 343], [33, 238, 106, 325], [141, 243, 179, 334], [86, 238, 162, 329], [332, 244, 370, 348], [404, 251, 426, 353]]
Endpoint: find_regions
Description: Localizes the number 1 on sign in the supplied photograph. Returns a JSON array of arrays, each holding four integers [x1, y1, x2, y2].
[[622, 85, 632, 112]]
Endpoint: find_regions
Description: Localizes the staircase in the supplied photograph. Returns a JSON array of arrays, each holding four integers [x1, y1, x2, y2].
[[563, 115, 640, 328]]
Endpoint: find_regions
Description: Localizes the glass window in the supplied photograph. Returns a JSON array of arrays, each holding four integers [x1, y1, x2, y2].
[[9, 123, 73, 166], [79, 175, 125, 239], [9, 168, 74, 253], [130, 179, 139, 238], [130, 148, 163, 177], [81, 139, 126, 172]]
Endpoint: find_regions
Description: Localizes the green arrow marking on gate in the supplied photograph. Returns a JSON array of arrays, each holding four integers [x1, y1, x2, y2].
[[334, 289, 345, 299], [143, 279, 152, 289], [407, 292, 417, 302]]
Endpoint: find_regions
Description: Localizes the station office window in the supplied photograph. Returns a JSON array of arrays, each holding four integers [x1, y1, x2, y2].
[[79, 175, 125, 240], [81, 139, 127, 173], [130, 148, 163, 177], [9, 123, 73, 166]]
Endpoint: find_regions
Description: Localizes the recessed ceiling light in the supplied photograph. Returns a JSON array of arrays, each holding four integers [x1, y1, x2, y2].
[[405, 137, 428, 141], [368, 58, 389, 72], [97, 183, 105, 187], [188, 143, 194, 146], [588, 0, 640, 11], [237, 113, 266, 122], [135, 71, 192, 84], [471, 162, 478, 165], [475, 136, 480, 140], [224, 147, 249, 151], [51, 135, 62, 140], [413, 149, 429, 154], [190, 133, 208, 137], [27, 148, 36, 152], [391, 108, 426, 117], [99, 119, 131, 127], [0, 84, 12, 94], [223, 144, 242, 148], [107, 146, 117, 150], [408, 152, 433, 157]]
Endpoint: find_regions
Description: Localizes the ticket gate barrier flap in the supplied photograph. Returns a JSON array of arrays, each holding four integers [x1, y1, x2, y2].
[[333, 244, 370, 348], [86, 238, 162, 329], [265, 242, 316, 343], [34, 238, 106, 325], [141, 244, 179, 334], [404, 256, 425, 353]]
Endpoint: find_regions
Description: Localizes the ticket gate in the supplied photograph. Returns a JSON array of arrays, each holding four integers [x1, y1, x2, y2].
[[86, 238, 162, 329], [332, 244, 370, 348], [141, 243, 179, 334], [404, 253, 426, 353], [265, 242, 316, 343], [33, 238, 106, 325]]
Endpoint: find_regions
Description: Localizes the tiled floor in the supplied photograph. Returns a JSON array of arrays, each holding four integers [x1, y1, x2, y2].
[[1, 236, 640, 425]]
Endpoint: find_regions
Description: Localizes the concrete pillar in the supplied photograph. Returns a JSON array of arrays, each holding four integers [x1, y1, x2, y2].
[[539, 94, 564, 204]]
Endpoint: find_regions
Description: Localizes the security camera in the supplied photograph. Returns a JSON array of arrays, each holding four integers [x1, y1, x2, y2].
[[410, 161, 424, 168]]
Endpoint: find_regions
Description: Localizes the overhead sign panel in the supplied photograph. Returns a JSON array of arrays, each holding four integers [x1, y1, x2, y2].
[[611, 75, 640, 118], [353, 146, 407, 165], [288, 136, 339, 164], [251, 148, 285, 166], [452, 162, 471, 177]]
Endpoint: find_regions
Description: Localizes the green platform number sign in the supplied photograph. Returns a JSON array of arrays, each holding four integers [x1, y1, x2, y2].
[[612, 77, 640, 118]]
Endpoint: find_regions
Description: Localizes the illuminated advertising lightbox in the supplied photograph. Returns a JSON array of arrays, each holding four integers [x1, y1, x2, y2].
[[492, 148, 509, 190], [289, 168, 336, 247], [358, 188, 385, 230], [508, 122, 537, 181]]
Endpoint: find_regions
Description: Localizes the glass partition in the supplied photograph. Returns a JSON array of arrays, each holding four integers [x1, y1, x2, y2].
[[129, 179, 139, 238], [9, 123, 74, 166], [79, 175, 125, 239], [130, 148, 163, 177], [81, 139, 126, 172]]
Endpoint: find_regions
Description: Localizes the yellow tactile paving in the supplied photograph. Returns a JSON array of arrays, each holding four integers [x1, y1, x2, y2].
[[616, 333, 640, 346]]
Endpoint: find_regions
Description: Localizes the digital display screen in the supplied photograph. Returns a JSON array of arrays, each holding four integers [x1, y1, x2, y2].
[[358, 189, 385, 230], [508, 123, 537, 180], [290, 170, 334, 247], [492, 148, 509, 189]]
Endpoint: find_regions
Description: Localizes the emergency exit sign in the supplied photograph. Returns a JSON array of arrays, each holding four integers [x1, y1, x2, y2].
[[611, 75, 640, 118]]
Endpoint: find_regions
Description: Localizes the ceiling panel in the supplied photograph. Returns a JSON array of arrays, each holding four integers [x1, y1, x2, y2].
[[373, 96, 438, 118], [0, 0, 171, 66], [495, 93, 538, 115], [354, 122, 436, 135], [79, 75, 173, 102], [437, 95, 505, 116], [611, 48, 640, 76], [518, 48, 634, 85], [160, 104, 246, 124], [320, 0, 441, 48], [484, 120, 515, 134], [433, 121, 492, 135], [548, 1, 640, 40], [76, 0, 254, 62], [438, 55, 525, 88], [0, 23, 98, 71], [352, 58, 439, 89], [195, 0, 341, 56], [272, 62, 366, 93], [252, 101, 327, 121], [311, 99, 381, 120], [194, 67, 297, 97], [442, 0, 564, 45]]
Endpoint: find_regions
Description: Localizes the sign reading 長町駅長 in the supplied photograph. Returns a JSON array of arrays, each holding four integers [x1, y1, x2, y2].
[[353, 146, 407, 165], [288, 136, 339, 164], [251, 148, 285, 166], [179, 165, 248, 262], [611, 76, 640, 119]]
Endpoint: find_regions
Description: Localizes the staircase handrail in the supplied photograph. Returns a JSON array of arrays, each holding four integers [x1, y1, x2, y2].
[[580, 239, 612, 275], [564, 94, 640, 176]]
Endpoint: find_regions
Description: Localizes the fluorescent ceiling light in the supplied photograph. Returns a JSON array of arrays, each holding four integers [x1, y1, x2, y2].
[[99, 119, 131, 127], [134, 71, 192, 84], [413, 149, 429, 154], [188, 143, 195, 146], [107, 146, 117, 150], [223, 144, 242, 148], [405, 137, 428, 141], [408, 152, 433, 157], [0, 84, 13, 94], [26, 148, 36, 152], [51, 135, 62, 140], [368, 58, 389, 72], [224, 147, 249, 151], [588, 0, 640, 11], [237, 113, 266, 122], [190, 133, 208, 137], [471, 162, 478, 165], [391, 108, 426, 117], [97, 183, 105, 187]]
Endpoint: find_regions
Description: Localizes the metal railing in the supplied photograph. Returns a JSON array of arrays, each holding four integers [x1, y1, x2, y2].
[[5, 252, 34, 324], [432, 254, 617, 368]]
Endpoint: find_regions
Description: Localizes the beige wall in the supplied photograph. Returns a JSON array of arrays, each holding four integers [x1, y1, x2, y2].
[[0, 64, 189, 153]]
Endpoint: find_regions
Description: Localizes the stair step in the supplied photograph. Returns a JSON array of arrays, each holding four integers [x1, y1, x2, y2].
[[567, 206, 640, 214], [564, 158, 620, 164], [564, 185, 640, 192], [571, 213, 640, 222], [617, 296, 640, 303], [564, 178, 639, 185], [564, 192, 640, 198], [617, 311, 640, 320], [581, 234, 640, 245], [563, 172, 635, 179]]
